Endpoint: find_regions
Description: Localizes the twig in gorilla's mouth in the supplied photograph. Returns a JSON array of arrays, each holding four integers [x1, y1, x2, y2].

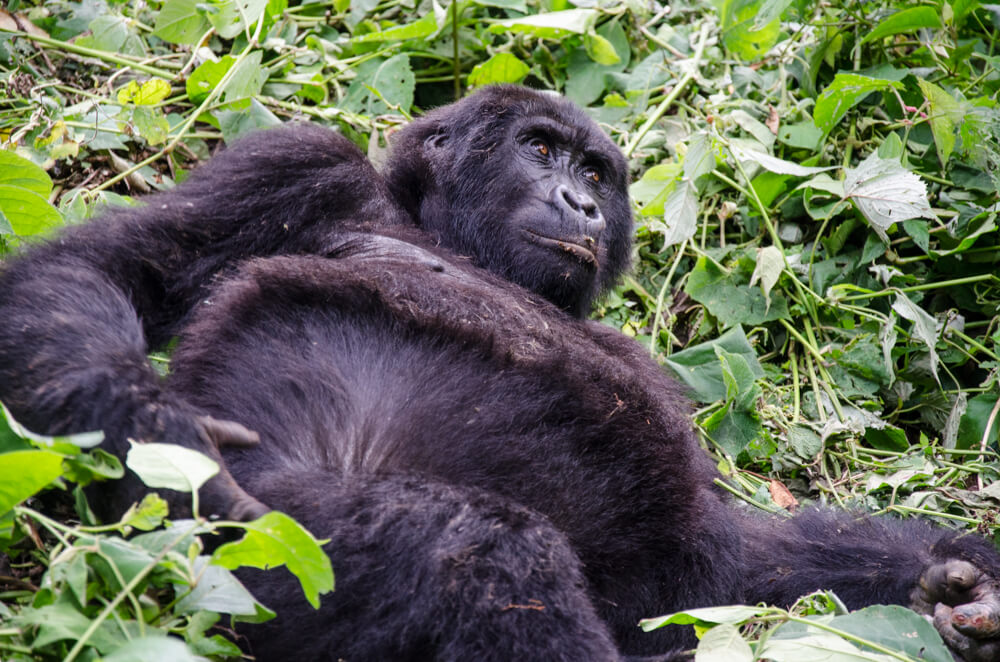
[[523, 230, 599, 266]]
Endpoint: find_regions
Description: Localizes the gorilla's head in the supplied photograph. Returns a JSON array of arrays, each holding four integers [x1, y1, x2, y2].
[[387, 86, 632, 317]]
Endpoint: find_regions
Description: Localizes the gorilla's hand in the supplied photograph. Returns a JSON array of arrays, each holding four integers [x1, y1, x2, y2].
[[135, 406, 270, 522], [912, 560, 1000, 661], [193, 415, 270, 522]]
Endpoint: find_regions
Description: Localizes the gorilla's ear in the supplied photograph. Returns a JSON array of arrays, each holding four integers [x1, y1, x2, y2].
[[423, 127, 449, 149]]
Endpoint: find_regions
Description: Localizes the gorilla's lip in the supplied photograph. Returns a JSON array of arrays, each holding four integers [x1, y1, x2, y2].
[[522, 230, 599, 266]]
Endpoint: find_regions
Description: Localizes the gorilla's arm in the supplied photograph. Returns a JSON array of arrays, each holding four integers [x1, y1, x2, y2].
[[0, 125, 406, 518], [744, 509, 1000, 661]]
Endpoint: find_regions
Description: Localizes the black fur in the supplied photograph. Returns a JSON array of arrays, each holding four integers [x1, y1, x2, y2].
[[0, 86, 998, 661]]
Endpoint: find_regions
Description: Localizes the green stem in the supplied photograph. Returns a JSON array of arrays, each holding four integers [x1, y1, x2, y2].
[[624, 23, 710, 158], [2, 30, 175, 78]]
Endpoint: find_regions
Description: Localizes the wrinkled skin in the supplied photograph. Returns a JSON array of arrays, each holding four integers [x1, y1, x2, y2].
[[913, 561, 1000, 660], [1, 86, 999, 660]]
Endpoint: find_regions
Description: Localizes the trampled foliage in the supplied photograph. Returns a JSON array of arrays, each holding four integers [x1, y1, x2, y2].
[[1, 0, 999, 658]]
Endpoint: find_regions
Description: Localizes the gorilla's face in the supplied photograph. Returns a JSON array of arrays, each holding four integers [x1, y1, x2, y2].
[[387, 86, 632, 317]]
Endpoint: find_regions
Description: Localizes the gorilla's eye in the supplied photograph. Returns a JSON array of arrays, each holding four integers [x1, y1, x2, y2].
[[531, 139, 550, 157], [583, 169, 600, 183]]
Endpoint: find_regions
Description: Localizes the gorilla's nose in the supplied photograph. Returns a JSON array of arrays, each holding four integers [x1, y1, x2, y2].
[[554, 184, 606, 236]]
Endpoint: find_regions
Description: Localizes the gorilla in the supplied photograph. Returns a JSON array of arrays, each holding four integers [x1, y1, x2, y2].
[[1, 85, 999, 661]]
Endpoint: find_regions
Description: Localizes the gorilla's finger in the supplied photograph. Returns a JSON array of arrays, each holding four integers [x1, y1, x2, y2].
[[952, 591, 1000, 639], [922, 561, 982, 605], [196, 415, 261, 448], [934, 604, 1000, 662]]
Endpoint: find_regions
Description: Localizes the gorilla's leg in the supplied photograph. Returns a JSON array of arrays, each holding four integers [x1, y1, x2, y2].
[[236, 470, 624, 662], [743, 508, 1000, 660]]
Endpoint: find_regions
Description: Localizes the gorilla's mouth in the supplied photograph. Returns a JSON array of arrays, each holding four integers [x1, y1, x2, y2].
[[523, 230, 598, 267]]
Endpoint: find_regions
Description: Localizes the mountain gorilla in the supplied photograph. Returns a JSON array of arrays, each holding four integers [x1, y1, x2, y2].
[[1, 86, 999, 660]]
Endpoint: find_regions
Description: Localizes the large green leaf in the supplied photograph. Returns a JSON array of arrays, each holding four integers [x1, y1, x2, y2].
[[0, 185, 62, 235], [153, 0, 211, 45], [126, 442, 220, 493], [212, 511, 334, 608], [664, 327, 764, 403], [0, 151, 52, 195], [0, 450, 65, 514], [813, 74, 903, 134], [860, 7, 942, 44]]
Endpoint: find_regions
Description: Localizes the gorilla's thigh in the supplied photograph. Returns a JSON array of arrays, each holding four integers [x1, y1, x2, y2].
[[238, 470, 621, 662]]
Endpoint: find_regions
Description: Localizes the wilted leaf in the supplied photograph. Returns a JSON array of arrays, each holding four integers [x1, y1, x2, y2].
[[659, 179, 699, 249], [891, 293, 941, 382], [843, 153, 935, 243], [749, 245, 784, 307], [730, 143, 838, 177]]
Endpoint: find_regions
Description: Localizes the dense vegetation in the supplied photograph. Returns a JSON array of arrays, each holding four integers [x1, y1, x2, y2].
[[0, 0, 998, 658]]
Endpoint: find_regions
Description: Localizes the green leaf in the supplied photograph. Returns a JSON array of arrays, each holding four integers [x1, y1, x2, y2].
[[564, 23, 628, 105], [584, 30, 620, 65], [153, 0, 212, 45], [665, 327, 764, 403], [730, 142, 837, 177], [76, 14, 146, 56], [843, 153, 935, 243], [491, 9, 597, 39], [0, 184, 62, 235], [918, 79, 963, 165], [860, 7, 943, 44], [957, 394, 1000, 450], [684, 256, 790, 327], [353, 12, 436, 42], [749, 245, 784, 306], [0, 450, 64, 514], [716, 0, 781, 60], [631, 163, 682, 211], [658, 179, 699, 249], [117, 79, 172, 105], [176, 557, 275, 620], [212, 511, 333, 608], [696, 623, 755, 662], [132, 106, 170, 145], [125, 442, 220, 493], [187, 52, 264, 105], [103, 636, 203, 662], [15, 603, 126, 653], [641, 605, 769, 631], [209, 0, 269, 39], [366, 53, 415, 114], [216, 97, 282, 142], [0, 150, 53, 195], [892, 293, 941, 382], [813, 74, 903, 134], [123, 493, 170, 531], [468, 53, 530, 87], [776, 121, 824, 151], [90, 536, 156, 589]]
